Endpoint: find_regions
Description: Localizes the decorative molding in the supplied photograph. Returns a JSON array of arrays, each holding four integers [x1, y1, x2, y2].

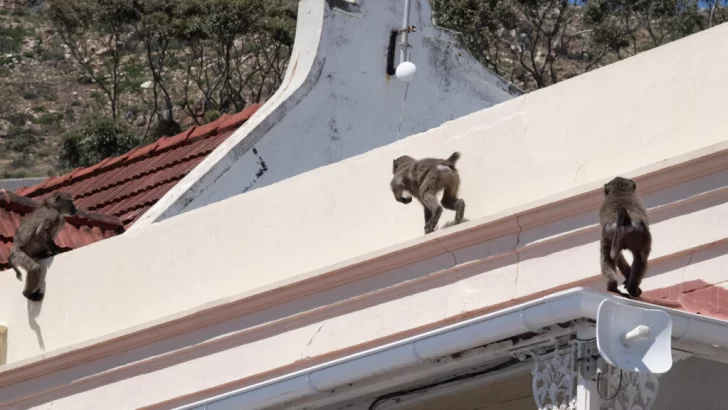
[[522, 344, 681, 410], [598, 367, 659, 410], [522, 346, 579, 410]]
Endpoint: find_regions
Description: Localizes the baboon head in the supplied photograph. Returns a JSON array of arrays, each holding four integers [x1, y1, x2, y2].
[[392, 155, 415, 174], [43, 192, 77, 216], [604, 177, 636, 196]]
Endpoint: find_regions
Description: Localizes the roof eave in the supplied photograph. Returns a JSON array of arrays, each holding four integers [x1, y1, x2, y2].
[[175, 287, 728, 410]]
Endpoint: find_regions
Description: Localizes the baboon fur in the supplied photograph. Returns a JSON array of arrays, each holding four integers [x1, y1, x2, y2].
[[599, 176, 652, 298], [9, 192, 77, 302], [390, 151, 466, 234]]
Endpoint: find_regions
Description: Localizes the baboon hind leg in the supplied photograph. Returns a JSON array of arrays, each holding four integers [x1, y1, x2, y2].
[[625, 247, 649, 298], [616, 252, 631, 285], [420, 172, 443, 234], [12, 249, 44, 302], [441, 187, 465, 225], [601, 238, 629, 297]]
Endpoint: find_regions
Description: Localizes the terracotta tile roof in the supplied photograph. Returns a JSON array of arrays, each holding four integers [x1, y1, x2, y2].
[[16, 104, 262, 227], [640, 280, 728, 321], [0, 190, 124, 271]]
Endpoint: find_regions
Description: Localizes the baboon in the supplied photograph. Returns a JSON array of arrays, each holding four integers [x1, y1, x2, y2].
[[390, 151, 466, 234], [9, 192, 77, 302], [599, 176, 651, 298]]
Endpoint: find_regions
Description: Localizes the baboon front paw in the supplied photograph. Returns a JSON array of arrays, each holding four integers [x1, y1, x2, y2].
[[23, 289, 44, 302]]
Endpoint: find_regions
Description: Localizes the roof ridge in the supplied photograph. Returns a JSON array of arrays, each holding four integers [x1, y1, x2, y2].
[[18, 104, 262, 198], [0, 189, 125, 231]]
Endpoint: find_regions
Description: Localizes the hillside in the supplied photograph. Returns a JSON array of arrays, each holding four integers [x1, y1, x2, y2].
[[0, 0, 723, 179], [0, 0, 295, 178]]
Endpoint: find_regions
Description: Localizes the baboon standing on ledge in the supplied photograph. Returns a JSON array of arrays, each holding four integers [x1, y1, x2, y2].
[[390, 151, 466, 234], [9, 192, 77, 302], [599, 176, 652, 298]]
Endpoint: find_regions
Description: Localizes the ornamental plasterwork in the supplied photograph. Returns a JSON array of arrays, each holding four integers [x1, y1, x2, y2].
[[598, 367, 658, 410], [524, 344, 690, 410], [523, 345, 578, 410]]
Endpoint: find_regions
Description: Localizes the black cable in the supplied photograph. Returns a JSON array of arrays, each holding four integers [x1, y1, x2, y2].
[[575, 336, 596, 342], [367, 357, 521, 410], [596, 369, 622, 401]]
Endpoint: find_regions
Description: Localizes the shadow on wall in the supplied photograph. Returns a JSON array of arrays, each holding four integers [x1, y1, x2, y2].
[[24, 257, 53, 351]]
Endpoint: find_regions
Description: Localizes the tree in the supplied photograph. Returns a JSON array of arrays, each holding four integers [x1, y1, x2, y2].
[[432, 0, 518, 76], [48, 0, 138, 120], [705, 0, 728, 27], [175, 0, 294, 124], [433, 0, 612, 90], [132, 0, 180, 137], [59, 115, 141, 170], [584, 0, 703, 60]]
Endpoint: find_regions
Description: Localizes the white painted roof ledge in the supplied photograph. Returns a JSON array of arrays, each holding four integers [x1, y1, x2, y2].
[[1, 137, 726, 383], [177, 287, 728, 410]]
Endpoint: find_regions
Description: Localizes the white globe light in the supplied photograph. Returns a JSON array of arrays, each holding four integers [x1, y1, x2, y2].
[[395, 61, 417, 82]]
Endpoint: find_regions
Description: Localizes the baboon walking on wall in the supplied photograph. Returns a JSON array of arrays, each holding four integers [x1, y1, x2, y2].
[[9, 192, 77, 302], [390, 151, 466, 234], [599, 176, 652, 298]]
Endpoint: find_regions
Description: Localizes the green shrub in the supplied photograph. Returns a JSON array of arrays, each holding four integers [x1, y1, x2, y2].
[[60, 115, 141, 169], [7, 126, 39, 152], [33, 112, 62, 125], [203, 110, 221, 124], [5, 112, 31, 126]]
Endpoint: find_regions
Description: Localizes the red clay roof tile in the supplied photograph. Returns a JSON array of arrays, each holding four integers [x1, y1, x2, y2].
[[641, 280, 728, 321], [1, 105, 261, 268], [17, 104, 261, 228]]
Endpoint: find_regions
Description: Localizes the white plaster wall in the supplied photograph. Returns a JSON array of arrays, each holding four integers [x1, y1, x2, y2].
[[134, 0, 518, 227], [4, 169, 728, 409], [1, 21, 728, 386]]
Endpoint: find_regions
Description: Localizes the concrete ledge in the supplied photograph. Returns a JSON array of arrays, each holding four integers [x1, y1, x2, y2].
[[3, 139, 728, 407]]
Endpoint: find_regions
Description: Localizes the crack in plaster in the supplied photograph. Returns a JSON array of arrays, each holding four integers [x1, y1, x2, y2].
[[300, 324, 325, 359], [511, 214, 524, 299], [680, 250, 696, 283], [572, 151, 596, 186], [436, 235, 458, 268], [680, 227, 704, 283]]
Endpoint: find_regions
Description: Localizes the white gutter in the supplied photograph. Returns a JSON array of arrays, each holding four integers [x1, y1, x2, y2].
[[176, 287, 728, 410]]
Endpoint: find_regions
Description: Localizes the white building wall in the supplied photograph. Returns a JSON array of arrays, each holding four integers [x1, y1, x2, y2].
[[133, 0, 518, 227], [2, 23, 728, 410], [1, 22, 728, 367]]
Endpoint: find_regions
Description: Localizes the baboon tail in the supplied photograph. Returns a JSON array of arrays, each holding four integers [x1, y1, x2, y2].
[[610, 206, 631, 260], [443, 152, 461, 170], [447, 152, 461, 164], [615, 206, 631, 227]]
